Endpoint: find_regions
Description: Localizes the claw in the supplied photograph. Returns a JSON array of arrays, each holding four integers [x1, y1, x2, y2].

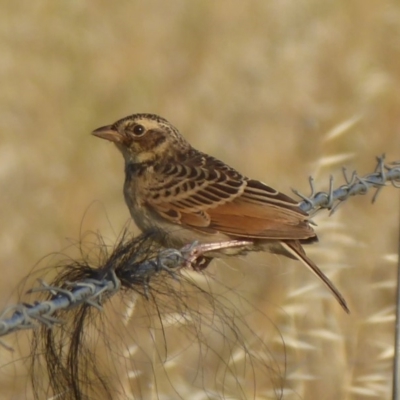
[[180, 240, 252, 270]]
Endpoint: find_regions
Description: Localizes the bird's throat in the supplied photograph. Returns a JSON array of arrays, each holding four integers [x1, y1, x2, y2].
[[125, 160, 155, 177]]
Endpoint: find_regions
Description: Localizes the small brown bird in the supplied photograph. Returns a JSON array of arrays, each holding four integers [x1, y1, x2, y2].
[[92, 113, 349, 312]]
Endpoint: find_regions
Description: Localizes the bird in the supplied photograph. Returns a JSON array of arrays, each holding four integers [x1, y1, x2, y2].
[[92, 113, 349, 313]]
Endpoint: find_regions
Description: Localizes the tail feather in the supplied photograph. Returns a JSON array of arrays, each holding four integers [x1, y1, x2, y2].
[[281, 241, 349, 313]]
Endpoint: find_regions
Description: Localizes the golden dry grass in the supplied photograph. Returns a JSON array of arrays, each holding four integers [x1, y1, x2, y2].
[[1, 1, 400, 399]]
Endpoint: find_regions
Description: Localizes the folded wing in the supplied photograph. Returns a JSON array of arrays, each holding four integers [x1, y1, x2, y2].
[[145, 152, 316, 240]]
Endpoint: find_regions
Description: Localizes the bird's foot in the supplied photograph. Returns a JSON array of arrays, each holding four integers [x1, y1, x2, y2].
[[181, 240, 252, 270]]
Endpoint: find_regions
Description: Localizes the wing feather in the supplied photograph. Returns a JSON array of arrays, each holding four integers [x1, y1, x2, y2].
[[146, 152, 246, 211], [145, 152, 315, 240]]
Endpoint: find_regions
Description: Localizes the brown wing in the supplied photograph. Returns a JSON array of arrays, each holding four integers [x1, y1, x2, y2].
[[207, 179, 315, 239], [145, 151, 315, 240], [144, 151, 246, 227]]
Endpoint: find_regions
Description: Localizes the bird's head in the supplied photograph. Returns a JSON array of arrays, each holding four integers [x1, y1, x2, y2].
[[92, 114, 190, 164]]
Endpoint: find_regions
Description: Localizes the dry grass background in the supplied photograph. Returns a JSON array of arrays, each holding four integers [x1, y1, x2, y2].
[[0, 1, 400, 399]]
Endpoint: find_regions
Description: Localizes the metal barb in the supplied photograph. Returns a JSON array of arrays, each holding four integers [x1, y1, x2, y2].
[[342, 167, 357, 186], [371, 187, 383, 204], [375, 155, 386, 181], [326, 175, 335, 209], [29, 281, 76, 303], [291, 176, 317, 209]]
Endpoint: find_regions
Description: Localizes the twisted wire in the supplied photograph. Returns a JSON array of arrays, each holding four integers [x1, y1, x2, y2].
[[0, 155, 399, 342], [295, 155, 400, 213]]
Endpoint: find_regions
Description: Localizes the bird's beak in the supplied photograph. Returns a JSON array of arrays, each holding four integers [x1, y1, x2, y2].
[[92, 125, 124, 144]]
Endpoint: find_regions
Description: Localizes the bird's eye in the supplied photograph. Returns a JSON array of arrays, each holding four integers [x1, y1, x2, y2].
[[132, 124, 145, 136]]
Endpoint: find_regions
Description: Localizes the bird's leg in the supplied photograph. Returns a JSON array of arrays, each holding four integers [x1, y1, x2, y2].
[[181, 240, 253, 270]]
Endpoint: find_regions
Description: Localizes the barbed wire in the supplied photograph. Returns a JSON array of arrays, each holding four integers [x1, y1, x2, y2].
[[295, 155, 400, 214], [0, 155, 399, 343], [0, 233, 185, 343]]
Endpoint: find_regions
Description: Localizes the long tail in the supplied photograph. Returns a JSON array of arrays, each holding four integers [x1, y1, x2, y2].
[[280, 241, 349, 313]]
